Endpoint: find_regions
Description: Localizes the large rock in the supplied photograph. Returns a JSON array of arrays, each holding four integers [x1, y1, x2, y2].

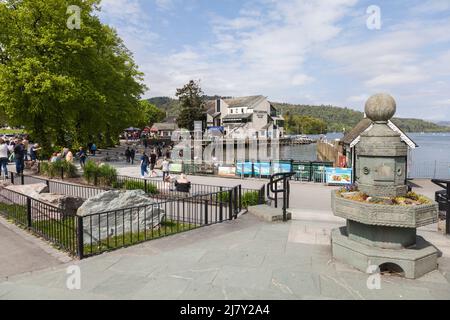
[[77, 190, 165, 245], [6, 183, 49, 197], [36, 194, 85, 217]]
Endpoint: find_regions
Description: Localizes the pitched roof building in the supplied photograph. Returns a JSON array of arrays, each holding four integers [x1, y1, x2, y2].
[[206, 95, 284, 138]]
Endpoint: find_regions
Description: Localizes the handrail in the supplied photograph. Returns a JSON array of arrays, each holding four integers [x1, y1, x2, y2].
[[267, 172, 296, 222], [432, 179, 450, 235]]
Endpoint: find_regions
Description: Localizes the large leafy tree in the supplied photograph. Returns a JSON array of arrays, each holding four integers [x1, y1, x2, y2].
[[0, 0, 146, 153], [175, 80, 205, 131], [136, 100, 166, 128]]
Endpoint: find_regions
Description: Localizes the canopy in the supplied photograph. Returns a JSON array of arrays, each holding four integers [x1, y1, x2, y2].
[[124, 127, 141, 132]]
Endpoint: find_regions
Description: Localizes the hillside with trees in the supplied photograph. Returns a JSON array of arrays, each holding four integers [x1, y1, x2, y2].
[[149, 97, 450, 133]]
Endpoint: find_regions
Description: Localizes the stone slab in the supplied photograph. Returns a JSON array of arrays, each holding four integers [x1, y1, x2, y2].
[[248, 205, 292, 222]]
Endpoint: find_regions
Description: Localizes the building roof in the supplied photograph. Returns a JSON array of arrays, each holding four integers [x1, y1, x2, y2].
[[223, 95, 266, 109], [342, 118, 372, 145], [151, 123, 178, 131], [342, 118, 417, 149], [205, 101, 216, 115]]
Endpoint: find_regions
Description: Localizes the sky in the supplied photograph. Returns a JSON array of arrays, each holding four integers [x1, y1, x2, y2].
[[98, 0, 450, 121]]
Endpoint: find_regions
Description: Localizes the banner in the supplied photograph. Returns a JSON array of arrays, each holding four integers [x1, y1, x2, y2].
[[326, 168, 352, 185], [254, 162, 271, 176], [218, 166, 236, 177], [236, 162, 253, 175], [273, 162, 292, 174], [169, 163, 183, 173]]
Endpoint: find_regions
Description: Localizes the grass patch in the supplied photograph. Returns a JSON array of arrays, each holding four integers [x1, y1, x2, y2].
[[83, 219, 198, 256], [112, 179, 159, 195]]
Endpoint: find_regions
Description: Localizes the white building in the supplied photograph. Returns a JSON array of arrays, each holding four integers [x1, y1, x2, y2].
[[206, 95, 284, 138]]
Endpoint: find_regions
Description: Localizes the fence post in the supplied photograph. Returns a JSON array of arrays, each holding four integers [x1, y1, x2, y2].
[[61, 167, 64, 180], [26, 197, 32, 229], [204, 200, 209, 225], [228, 189, 233, 220], [21, 174, 25, 185], [144, 179, 148, 194], [239, 185, 242, 212], [10, 172, 14, 184], [94, 172, 98, 186], [446, 182, 450, 236], [77, 216, 84, 259]]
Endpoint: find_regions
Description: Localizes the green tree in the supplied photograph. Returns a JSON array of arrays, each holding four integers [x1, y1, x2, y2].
[[0, 0, 146, 154], [175, 80, 205, 130], [136, 100, 166, 128]]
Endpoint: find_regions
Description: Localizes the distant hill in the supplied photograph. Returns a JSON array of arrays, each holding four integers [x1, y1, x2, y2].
[[436, 121, 450, 127], [148, 97, 450, 133]]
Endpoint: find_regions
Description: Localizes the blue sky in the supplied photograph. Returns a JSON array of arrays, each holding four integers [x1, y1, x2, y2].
[[98, 0, 450, 121]]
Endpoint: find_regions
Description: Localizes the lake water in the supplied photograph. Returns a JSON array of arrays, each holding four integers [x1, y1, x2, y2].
[[281, 132, 450, 179]]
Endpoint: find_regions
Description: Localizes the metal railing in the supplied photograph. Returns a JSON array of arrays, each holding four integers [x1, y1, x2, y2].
[[0, 188, 78, 254], [78, 186, 241, 258], [267, 172, 296, 222], [432, 179, 450, 235], [9, 173, 105, 199]]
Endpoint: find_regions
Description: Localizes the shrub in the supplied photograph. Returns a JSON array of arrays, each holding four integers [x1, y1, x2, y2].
[[241, 191, 260, 208], [40, 161, 78, 179], [83, 160, 98, 184], [82, 161, 117, 187], [98, 164, 117, 186], [119, 180, 159, 194]]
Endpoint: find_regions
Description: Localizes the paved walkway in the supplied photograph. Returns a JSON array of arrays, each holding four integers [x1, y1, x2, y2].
[[1, 214, 450, 300], [0, 217, 70, 280], [1, 163, 449, 299]]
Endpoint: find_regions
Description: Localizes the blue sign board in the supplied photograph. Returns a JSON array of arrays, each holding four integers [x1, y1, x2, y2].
[[273, 162, 292, 174], [236, 162, 253, 175], [326, 168, 352, 185], [254, 162, 271, 176]]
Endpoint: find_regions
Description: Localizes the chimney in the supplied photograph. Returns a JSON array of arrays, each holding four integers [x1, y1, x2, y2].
[[216, 99, 221, 113]]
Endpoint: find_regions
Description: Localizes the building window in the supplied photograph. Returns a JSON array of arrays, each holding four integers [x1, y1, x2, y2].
[[231, 109, 233, 114], [241, 108, 244, 113]]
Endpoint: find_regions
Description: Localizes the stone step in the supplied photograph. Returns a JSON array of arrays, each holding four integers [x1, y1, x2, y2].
[[248, 205, 292, 222]]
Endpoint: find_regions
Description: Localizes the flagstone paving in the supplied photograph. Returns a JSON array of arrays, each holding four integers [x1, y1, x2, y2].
[[1, 213, 450, 300]]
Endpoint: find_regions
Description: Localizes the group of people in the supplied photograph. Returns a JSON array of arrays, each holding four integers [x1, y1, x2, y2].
[[0, 137, 40, 177], [49, 146, 89, 167], [139, 150, 171, 180]]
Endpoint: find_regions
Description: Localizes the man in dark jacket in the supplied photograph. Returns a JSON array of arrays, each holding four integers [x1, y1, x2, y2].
[[13, 140, 25, 176]]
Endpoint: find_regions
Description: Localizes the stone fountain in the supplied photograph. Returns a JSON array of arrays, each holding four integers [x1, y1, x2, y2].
[[331, 93, 439, 279]]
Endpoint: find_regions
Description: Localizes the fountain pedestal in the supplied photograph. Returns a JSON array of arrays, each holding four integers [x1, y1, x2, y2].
[[331, 94, 439, 279]]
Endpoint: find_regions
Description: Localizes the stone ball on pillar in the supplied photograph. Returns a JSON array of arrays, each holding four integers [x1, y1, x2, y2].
[[365, 93, 396, 122]]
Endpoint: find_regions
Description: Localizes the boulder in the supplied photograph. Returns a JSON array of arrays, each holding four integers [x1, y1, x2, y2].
[[6, 183, 49, 197], [36, 193, 85, 217], [77, 190, 165, 245]]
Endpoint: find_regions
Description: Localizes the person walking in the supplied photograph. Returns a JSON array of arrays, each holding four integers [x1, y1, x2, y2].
[[162, 157, 170, 181], [140, 152, 150, 178], [130, 148, 136, 165], [125, 147, 131, 163], [0, 138, 9, 178], [150, 151, 157, 170], [90, 143, 97, 156], [13, 139, 25, 176], [77, 147, 87, 168]]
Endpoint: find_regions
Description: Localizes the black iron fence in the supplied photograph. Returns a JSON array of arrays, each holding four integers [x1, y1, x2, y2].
[[0, 175, 253, 258], [432, 179, 450, 235], [0, 188, 78, 254], [9, 173, 105, 199]]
